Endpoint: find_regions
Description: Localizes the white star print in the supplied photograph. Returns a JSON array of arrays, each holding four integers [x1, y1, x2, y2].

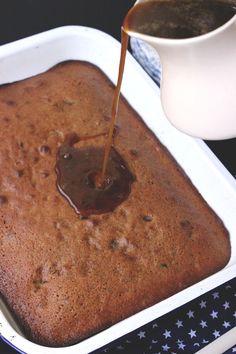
[[177, 339, 184, 344], [212, 330, 220, 338], [176, 320, 183, 328], [188, 329, 197, 338], [162, 344, 170, 351], [212, 292, 219, 299], [222, 321, 231, 328], [105, 276, 234, 353], [199, 300, 207, 308], [187, 310, 194, 318], [222, 301, 230, 309], [210, 310, 218, 319], [163, 329, 171, 339], [178, 342, 186, 350], [137, 330, 146, 339], [200, 320, 207, 328]]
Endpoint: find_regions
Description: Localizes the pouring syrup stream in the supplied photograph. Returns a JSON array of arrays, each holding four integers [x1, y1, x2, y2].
[[99, 29, 129, 187]]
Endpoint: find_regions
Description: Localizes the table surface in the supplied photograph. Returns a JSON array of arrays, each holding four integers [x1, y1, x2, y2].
[[0, 1, 235, 353]]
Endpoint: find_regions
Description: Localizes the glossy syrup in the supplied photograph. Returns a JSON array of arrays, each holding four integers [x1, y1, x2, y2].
[[56, 29, 132, 217], [56, 133, 135, 217]]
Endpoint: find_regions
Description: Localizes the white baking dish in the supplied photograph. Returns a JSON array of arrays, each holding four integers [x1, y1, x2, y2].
[[0, 26, 235, 354]]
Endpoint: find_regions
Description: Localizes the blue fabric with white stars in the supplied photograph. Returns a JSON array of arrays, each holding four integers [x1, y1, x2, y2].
[[91, 278, 236, 353]]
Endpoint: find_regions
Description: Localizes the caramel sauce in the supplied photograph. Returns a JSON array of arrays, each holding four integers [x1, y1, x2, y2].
[[56, 133, 135, 217], [100, 30, 129, 183], [56, 31, 132, 217]]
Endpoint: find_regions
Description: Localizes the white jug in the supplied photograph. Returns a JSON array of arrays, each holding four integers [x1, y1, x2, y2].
[[127, 0, 236, 140]]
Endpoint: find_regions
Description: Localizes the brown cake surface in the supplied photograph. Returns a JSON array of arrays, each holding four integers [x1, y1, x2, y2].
[[0, 61, 230, 347]]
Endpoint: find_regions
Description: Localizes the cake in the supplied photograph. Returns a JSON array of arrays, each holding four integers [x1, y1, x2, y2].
[[0, 61, 230, 347]]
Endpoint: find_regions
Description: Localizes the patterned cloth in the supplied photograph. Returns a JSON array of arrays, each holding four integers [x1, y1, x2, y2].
[[130, 38, 162, 86], [92, 278, 236, 354]]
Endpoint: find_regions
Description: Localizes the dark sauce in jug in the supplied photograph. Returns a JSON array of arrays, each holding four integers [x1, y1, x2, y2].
[[124, 0, 236, 39]]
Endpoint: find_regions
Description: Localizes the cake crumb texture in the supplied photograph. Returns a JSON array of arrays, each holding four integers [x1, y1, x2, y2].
[[0, 61, 230, 347]]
